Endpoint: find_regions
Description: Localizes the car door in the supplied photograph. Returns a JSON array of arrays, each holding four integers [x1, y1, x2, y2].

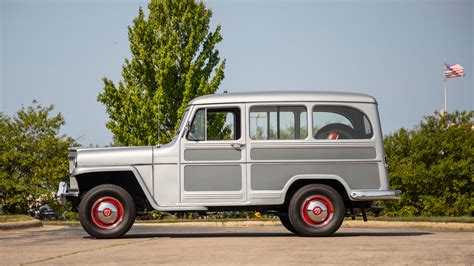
[[180, 104, 246, 204]]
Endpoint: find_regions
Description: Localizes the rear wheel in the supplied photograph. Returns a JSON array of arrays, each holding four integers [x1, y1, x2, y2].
[[288, 184, 344, 236], [79, 184, 136, 239]]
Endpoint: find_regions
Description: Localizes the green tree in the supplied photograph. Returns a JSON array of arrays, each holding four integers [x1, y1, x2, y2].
[[98, 0, 226, 146], [0, 101, 75, 214], [383, 111, 473, 216], [207, 112, 232, 140]]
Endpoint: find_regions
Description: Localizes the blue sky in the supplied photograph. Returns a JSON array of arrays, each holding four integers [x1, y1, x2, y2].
[[1, 0, 472, 145]]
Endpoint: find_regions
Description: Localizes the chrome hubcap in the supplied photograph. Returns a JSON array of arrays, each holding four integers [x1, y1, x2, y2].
[[96, 202, 119, 224], [300, 195, 334, 226], [91, 197, 124, 230], [305, 201, 329, 223]]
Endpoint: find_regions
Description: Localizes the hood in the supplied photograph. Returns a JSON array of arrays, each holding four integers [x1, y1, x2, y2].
[[70, 146, 153, 167]]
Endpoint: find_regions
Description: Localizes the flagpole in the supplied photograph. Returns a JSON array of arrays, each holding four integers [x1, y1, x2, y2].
[[444, 76, 447, 113]]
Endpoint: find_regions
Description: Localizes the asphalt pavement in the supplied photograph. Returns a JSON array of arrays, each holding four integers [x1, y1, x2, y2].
[[0, 224, 472, 265]]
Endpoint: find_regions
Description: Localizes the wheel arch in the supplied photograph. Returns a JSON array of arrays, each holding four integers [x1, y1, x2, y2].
[[73, 166, 159, 211], [281, 175, 351, 209]]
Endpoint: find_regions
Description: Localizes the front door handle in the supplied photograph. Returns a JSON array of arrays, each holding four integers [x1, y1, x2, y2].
[[231, 143, 245, 150]]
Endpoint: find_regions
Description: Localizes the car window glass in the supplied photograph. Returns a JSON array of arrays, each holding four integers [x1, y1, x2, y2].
[[187, 108, 240, 141], [187, 109, 205, 141], [207, 110, 236, 140], [313, 106, 373, 140], [250, 106, 307, 140]]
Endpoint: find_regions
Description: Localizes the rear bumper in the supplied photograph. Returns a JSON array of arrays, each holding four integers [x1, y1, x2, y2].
[[55, 181, 79, 205], [350, 190, 401, 201]]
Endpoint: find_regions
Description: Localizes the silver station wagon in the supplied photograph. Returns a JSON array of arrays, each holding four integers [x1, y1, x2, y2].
[[57, 91, 401, 238]]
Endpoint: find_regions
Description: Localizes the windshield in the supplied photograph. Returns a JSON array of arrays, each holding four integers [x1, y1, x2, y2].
[[174, 108, 190, 137]]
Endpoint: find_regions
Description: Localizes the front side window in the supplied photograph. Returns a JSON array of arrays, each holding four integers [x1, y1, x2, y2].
[[187, 108, 240, 141], [249, 106, 307, 140], [313, 106, 373, 140]]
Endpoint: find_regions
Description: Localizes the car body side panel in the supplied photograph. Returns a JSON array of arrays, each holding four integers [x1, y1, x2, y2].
[[152, 141, 180, 207], [373, 104, 390, 190], [184, 165, 242, 191], [250, 147, 376, 160], [184, 149, 241, 161], [153, 164, 180, 206], [135, 165, 154, 197], [249, 174, 352, 205], [250, 163, 380, 190]]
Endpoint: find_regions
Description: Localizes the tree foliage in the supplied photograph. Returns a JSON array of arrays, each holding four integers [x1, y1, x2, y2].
[[383, 111, 473, 216], [98, 0, 226, 146], [0, 101, 75, 214]]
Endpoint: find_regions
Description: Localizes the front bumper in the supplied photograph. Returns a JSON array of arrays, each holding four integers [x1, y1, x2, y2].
[[350, 190, 401, 201], [55, 181, 78, 205]]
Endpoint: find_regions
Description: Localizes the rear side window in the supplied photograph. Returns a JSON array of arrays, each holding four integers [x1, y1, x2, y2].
[[249, 106, 307, 140], [313, 106, 373, 140]]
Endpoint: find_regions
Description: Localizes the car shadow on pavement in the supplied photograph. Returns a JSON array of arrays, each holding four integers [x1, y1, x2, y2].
[[114, 231, 431, 239], [121, 232, 294, 239], [334, 231, 432, 237]]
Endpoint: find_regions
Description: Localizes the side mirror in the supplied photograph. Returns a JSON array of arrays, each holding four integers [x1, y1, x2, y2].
[[184, 121, 191, 133], [181, 121, 191, 140]]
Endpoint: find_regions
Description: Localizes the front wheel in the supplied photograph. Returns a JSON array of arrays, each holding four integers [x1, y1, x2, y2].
[[79, 184, 136, 239], [288, 184, 345, 236]]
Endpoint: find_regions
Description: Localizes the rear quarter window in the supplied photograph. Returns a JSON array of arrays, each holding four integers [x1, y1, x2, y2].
[[313, 106, 373, 140]]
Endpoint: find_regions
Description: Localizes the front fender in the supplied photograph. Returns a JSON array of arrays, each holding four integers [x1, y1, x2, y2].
[[72, 166, 160, 210]]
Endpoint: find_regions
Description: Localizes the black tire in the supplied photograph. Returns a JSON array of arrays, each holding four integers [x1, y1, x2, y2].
[[278, 214, 297, 234], [315, 123, 354, 139], [288, 184, 344, 237], [79, 184, 136, 239]]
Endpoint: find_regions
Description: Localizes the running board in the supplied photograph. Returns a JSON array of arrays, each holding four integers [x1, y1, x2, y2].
[[155, 206, 209, 211]]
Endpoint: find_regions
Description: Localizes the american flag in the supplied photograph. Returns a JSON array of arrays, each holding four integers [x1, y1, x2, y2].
[[444, 63, 465, 78]]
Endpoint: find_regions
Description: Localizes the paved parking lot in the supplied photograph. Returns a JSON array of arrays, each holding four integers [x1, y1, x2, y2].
[[1, 224, 473, 265]]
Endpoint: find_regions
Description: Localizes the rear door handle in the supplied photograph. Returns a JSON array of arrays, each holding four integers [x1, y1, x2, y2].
[[231, 143, 245, 150]]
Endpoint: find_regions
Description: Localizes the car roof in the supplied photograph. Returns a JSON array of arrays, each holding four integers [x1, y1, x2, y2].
[[188, 91, 377, 105]]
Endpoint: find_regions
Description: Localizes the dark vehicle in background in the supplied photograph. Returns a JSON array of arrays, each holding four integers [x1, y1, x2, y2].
[[29, 204, 57, 220]]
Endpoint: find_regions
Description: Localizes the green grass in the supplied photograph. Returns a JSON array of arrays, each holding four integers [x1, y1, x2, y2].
[[0, 215, 35, 223]]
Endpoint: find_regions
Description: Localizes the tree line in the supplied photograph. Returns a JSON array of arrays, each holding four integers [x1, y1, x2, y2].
[[383, 111, 473, 216], [0, 102, 75, 214]]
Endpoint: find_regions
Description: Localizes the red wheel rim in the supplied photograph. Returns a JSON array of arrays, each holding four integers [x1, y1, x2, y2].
[[300, 195, 335, 227], [328, 132, 339, 140], [90, 196, 124, 230]]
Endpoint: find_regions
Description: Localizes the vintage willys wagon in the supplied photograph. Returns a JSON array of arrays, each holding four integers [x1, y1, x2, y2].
[[57, 91, 400, 238]]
